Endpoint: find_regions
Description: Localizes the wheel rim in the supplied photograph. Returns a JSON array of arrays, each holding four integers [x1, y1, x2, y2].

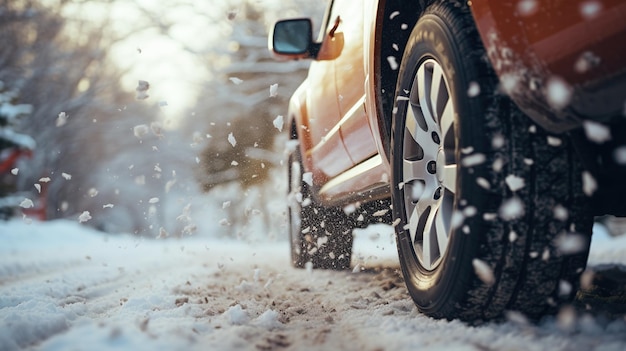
[[401, 58, 457, 271]]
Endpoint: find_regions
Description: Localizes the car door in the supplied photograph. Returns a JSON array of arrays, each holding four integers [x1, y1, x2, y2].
[[331, 1, 378, 165], [307, 0, 377, 181], [306, 0, 354, 179]]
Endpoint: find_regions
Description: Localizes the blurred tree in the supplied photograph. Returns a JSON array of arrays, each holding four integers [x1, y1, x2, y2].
[[192, 1, 323, 236]]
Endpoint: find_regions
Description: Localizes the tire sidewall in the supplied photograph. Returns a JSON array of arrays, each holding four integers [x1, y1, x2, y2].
[[391, 11, 489, 314]]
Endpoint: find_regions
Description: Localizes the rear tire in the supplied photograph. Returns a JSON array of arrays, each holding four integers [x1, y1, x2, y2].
[[390, 2, 592, 321], [288, 145, 354, 270]]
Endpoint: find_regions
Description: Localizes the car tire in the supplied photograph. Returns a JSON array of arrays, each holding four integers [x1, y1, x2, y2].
[[288, 143, 354, 270], [390, 2, 592, 321]]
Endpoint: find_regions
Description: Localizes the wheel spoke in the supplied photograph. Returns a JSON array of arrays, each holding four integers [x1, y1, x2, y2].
[[422, 204, 439, 268], [435, 208, 449, 257], [430, 63, 444, 121], [405, 105, 439, 161], [439, 98, 454, 142]]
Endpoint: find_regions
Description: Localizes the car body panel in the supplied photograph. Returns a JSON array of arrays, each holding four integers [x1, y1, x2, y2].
[[471, 0, 626, 132]]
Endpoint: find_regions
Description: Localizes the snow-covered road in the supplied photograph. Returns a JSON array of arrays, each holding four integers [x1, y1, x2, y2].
[[1, 220, 625, 351]]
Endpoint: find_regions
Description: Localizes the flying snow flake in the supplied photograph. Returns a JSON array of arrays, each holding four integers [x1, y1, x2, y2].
[[580, 1, 603, 19], [547, 136, 563, 147], [165, 179, 177, 193], [509, 230, 519, 242], [302, 172, 313, 186], [499, 197, 525, 221], [575, 51, 601, 73], [103, 204, 114, 209], [554, 233, 589, 255], [476, 177, 491, 190], [472, 259, 495, 286], [491, 134, 505, 149], [462, 153, 486, 167], [499, 73, 519, 95], [373, 209, 389, 217], [182, 224, 197, 235], [559, 280, 573, 296], [135, 175, 146, 185], [219, 218, 231, 226], [151, 122, 164, 137], [222, 201, 231, 209], [228, 132, 237, 147], [557, 305, 577, 332], [273, 115, 284, 132], [78, 211, 92, 223], [516, 0, 539, 16], [269, 84, 278, 97], [61, 173, 72, 180], [401, 23, 408, 30], [583, 120, 611, 143], [134, 124, 150, 139], [387, 56, 399, 70], [343, 204, 357, 215], [582, 171, 597, 196], [20, 198, 34, 209], [11, 168, 18, 175], [546, 77, 572, 110], [580, 270, 595, 290], [229, 77, 243, 85], [553, 204, 569, 221], [463, 206, 477, 217], [135, 80, 150, 100], [34, 184, 41, 193], [392, 218, 401, 227], [149, 197, 159, 204], [505, 311, 530, 326], [156, 227, 169, 239], [56, 111, 68, 127], [231, 161, 239, 166], [389, 11, 400, 19], [39, 177, 51, 183], [451, 210, 465, 230], [467, 81, 481, 97], [614, 146, 626, 165], [88, 188, 98, 197], [505, 174, 525, 192]]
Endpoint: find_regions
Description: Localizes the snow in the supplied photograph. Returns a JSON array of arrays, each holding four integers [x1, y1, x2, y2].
[[546, 76, 572, 110], [269, 84, 278, 97], [228, 132, 237, 147], [0, 220, 625, 351]]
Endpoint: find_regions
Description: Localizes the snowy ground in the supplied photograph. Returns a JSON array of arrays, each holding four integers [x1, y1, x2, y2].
[[1, 220, 625, 351]]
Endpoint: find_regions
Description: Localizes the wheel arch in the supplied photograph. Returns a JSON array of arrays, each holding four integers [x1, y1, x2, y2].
[[369, 0, 433, 159]]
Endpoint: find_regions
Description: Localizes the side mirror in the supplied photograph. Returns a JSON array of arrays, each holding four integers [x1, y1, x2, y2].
[[269, 18, 315, 59]]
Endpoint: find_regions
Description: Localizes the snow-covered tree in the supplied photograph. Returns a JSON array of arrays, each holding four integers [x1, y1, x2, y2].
[[190, 1, 324, 237]]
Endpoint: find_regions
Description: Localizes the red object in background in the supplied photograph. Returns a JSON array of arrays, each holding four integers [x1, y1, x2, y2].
[[0, 147, 46, 220], [0, 148, 31, 173]]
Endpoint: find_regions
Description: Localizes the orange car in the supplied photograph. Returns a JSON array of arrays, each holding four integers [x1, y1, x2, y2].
[[270, 0, 626, 321]]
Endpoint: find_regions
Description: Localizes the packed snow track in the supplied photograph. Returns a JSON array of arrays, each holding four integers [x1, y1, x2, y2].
[[1, 220, 625, 351]]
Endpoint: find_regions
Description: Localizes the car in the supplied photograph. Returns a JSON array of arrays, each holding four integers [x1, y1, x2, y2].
[[269, 0, 626, 322]]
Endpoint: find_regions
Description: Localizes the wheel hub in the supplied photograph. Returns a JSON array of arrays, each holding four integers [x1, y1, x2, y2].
[[401, 58, 457, 271]]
